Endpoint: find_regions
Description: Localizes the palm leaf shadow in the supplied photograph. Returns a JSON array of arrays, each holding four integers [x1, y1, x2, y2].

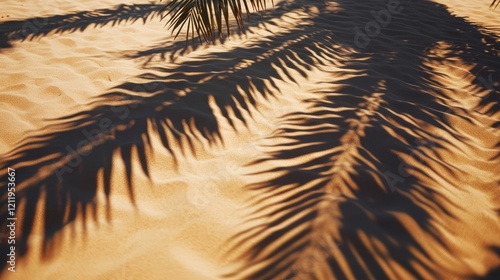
[[0, 0, 345, 272], [0, 3, 164, 49], [123, 0, 326, 64], [492, 0, 500, 9], [224, 0, 500, 279], [0, 0, 498, 277]]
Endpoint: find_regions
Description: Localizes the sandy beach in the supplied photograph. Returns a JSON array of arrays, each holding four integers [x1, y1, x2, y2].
[[1, 0, 499, 279]]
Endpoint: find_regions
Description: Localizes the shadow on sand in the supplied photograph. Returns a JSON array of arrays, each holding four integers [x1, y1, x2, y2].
[[0, 3, 163, 49], [1, 0, 499, 278]]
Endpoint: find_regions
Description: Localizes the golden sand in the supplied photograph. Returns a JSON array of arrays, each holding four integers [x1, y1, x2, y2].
[[0, 0, 499, 279]]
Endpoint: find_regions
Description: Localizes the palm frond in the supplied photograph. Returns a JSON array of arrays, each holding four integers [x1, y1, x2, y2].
[[0, 3, 320, 266], [161, 0, 270, 44], [0, 4, 163, 49], [1, 0, 499, 276], [222, 0, 500, 279]]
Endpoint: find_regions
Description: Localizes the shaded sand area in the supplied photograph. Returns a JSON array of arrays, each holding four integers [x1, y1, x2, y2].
[[0, 0, 499, 279]]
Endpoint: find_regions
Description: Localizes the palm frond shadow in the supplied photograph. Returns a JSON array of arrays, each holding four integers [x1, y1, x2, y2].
[[0, 0, 498, 276], [0, 2, 347, 271], [0, 3, 163, 49], [225, 0, 500, 279], [492, 0, 500, 9], [123, 0, 317, 64]]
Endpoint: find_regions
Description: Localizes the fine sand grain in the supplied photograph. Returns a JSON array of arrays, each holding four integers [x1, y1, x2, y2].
[[1, 0, 499, 279]]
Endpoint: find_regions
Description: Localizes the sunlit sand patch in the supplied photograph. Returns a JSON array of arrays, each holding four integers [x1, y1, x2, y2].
[[1, 0, 499, 279]]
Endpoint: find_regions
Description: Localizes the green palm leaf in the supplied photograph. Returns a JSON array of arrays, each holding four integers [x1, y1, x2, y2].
[[161, 0, 271, 43]]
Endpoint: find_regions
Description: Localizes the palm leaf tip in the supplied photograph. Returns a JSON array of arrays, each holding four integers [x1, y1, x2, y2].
[[161, 0, 271, 44]]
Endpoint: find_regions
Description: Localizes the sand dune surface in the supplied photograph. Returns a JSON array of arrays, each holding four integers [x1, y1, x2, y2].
[[0, 0, 499, 279]]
